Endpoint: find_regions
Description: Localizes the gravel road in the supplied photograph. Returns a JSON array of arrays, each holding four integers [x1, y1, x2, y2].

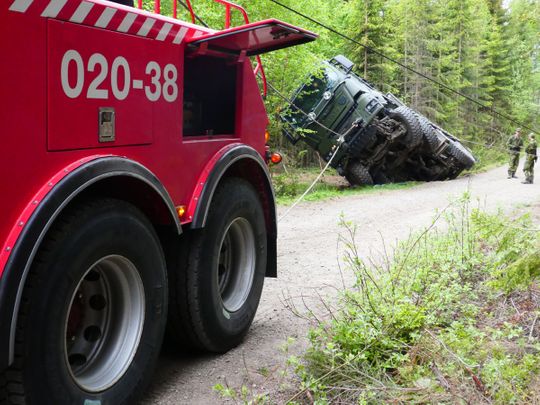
[[144, 165, 540, 404]]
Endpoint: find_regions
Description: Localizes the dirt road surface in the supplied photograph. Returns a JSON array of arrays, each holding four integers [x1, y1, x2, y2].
[[144, 165, 540, 404]]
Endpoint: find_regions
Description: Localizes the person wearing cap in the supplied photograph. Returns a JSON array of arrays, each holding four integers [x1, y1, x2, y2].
[[506, 128, 523, 178], [522, 133, 537, 184]]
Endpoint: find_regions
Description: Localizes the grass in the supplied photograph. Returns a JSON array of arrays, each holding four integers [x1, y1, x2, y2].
[[271, 169, 418, 205], [271, 143, 507, 206], [293, 195, 540, 404], [467, 145, 507, 174], [213, 195, 540, 404]]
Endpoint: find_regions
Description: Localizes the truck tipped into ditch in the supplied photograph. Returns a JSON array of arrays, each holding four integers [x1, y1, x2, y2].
[[281, 55, 476, 186]]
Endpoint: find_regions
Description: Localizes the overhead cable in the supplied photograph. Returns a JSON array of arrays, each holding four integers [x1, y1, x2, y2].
[[267, 0, 539, 135]]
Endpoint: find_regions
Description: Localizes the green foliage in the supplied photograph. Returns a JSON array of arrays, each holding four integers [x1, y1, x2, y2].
[[297, 197, 540, 403], [271, 168, 418, 204], [473, 209, 540, 292], [272, 173, 302, 199], [213, 383, 270, 404], [143, 0, 538, 170]]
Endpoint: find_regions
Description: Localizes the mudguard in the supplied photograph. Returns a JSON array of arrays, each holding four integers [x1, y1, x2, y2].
[[188, 144, 278, 278], [0, 156, 181, 369]]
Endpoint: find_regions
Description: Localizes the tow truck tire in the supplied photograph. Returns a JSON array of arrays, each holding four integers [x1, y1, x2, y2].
[[1, 199, 167, 405], [345, 161, 374, 186], [167, 178, 266, 353], [390, 106, 423, 151]]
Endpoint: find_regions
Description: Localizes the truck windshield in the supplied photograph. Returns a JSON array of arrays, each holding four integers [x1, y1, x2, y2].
[[288, 67, 339, 124]]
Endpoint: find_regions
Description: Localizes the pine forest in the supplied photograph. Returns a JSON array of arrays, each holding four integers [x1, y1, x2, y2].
[[156, 0, 540, 167]]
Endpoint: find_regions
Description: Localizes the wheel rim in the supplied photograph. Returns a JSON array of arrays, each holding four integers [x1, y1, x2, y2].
[[217, 218, 256, 313], [64, 255, 145, 392]]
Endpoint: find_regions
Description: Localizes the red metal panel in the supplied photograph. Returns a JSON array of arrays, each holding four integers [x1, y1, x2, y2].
[[187, 19, 317, 57], [185, 143, 243, 222], [47, 20, 181, 151]]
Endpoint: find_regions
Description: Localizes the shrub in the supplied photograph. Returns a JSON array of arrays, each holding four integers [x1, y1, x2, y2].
[[297, 198, 540, 403]]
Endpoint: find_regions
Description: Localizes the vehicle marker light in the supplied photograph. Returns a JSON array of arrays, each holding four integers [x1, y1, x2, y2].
[[265, 130, 270, 143], [176, 205, 187, 218], [270, 153, 282, 164]]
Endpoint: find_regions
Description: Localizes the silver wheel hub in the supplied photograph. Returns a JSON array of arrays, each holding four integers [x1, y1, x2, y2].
[[64, 255, 145, 392], [217, 218, 256, 313]]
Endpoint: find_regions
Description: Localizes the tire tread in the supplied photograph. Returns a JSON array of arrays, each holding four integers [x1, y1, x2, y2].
[[345, 161, 374, 186], [0, 198, 162, 404], [390, 106, 423, 150], [166, 178, 265, 353]]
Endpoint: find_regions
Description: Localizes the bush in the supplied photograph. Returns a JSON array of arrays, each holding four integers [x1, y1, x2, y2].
[[297, 197, 540, 404]]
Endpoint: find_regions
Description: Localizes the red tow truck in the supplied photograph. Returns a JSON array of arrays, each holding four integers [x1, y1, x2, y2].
[[0, 1, 315, 403]]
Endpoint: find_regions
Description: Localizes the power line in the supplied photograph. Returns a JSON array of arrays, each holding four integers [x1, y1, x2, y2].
[[177, 0, 209, 27], [171, 0, 536, 147], [266, 0, 539, 136]]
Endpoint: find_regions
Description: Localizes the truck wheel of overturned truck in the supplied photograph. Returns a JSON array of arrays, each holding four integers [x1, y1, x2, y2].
[[345, 161, 374, 186], [389, 106, 423, 151], [167, 178, 267, 353], [372, 170, 390, 185], [2, 199, 167, 405], [446, 141, 476, 170], [417, 115, 439, 153]]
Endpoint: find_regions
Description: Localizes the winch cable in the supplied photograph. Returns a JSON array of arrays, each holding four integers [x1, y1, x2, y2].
[[267, 81, 366, 222], [275, 114, 362, 222], [266, 0, 539, 136], [277, 143, 343, 222]]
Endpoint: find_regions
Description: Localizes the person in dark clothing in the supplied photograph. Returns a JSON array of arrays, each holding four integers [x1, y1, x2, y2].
[[522, 133, 538, 184], [506, 128, 523, 178]]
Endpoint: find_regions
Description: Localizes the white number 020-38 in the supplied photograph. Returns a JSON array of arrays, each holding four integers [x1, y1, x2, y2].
[[60, 50, 178, 103]]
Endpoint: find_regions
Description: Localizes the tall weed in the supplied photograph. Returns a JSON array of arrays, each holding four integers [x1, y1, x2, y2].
[[298, 197, 540, 403]]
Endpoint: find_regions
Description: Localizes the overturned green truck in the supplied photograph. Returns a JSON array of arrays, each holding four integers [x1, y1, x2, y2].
[[280, 55, 476, 186]]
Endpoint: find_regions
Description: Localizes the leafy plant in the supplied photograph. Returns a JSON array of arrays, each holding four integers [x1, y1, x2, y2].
[[293, 196, 540, 403]]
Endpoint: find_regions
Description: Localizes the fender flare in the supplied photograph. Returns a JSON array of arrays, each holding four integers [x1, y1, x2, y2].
[[188, 144, 278, 277], [0, 156, 181, 369]]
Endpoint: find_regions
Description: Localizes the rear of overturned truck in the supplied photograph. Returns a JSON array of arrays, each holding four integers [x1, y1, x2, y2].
[[0, 1, 316, 403], [281, 55, 476, 186]]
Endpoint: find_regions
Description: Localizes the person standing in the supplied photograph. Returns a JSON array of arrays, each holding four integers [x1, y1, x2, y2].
[[507, 128, 523, 178], [522, 133, 537, 184]]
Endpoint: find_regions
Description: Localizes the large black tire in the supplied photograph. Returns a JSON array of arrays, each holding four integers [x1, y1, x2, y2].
[[167, 178, 267, 353], [417, 115, 439, 153], [389, 106, 423, 151], [345, 161, 374, 186], [372, 169, 390, 185], [446, 141, 476, 170], [0, 199, 167, 405]]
